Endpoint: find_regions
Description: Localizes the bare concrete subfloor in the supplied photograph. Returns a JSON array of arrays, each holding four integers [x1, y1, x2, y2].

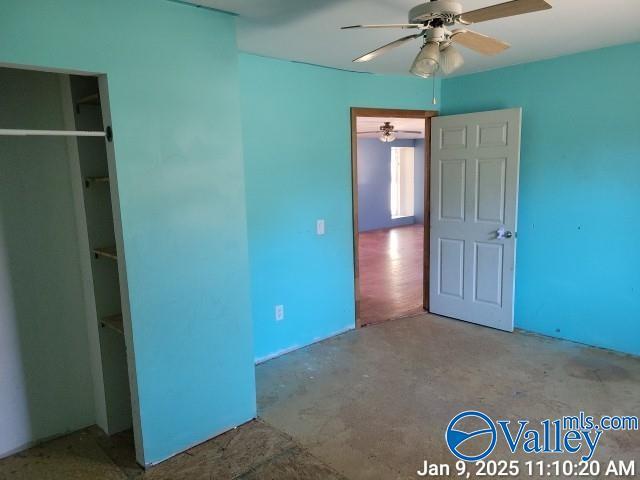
[[257, 314, 640, 479], [0, 421, 345, 480], [1, 313, 639, 479]]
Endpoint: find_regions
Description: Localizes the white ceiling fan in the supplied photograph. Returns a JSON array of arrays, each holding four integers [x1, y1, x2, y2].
[[357, 121, 421, 142], [342, 0, 552, 77]]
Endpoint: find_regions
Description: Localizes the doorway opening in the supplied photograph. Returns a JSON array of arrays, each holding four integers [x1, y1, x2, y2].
[[350, 108, 437, 327]]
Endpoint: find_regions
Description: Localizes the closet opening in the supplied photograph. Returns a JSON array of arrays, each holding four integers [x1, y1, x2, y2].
[[0, 66, 140, 469]]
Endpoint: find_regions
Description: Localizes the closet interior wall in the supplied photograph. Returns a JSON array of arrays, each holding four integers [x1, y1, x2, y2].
[[0, 67, 134, 459], [0, 67, 94, 457]]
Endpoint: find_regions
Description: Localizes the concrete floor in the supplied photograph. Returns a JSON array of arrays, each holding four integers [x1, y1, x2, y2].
[[0, 421, 345, 480], [1, 313, 639, 479], [257, 314, 640, 479]]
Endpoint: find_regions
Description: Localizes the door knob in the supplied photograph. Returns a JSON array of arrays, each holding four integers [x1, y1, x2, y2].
[[496, 227, 514, 239]]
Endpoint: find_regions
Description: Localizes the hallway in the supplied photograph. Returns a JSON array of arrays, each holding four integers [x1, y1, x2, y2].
[[358, 224, 424, 325]]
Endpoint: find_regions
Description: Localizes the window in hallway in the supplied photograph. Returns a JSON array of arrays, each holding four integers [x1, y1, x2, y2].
[[390, 146, 415, 219]]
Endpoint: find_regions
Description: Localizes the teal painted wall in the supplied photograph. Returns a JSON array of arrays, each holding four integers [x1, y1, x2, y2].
[[239, 53, 439, 361], [0, 0, 255, 465], [442, 42, 640, 356]]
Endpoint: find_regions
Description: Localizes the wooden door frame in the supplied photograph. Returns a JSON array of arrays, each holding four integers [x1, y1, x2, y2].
[[350, 107, 438, 328]]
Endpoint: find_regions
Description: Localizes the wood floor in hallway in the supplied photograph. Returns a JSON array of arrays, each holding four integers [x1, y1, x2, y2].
[[357, 224, 424, 326]]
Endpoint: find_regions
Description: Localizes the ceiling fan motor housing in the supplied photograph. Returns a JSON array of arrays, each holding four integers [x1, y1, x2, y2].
[[424, 27, 446, 43], [409, 0, 463, 24]]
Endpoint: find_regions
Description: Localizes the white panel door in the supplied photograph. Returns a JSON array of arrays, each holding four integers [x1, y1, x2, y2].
[[430, 108, 521, 331]]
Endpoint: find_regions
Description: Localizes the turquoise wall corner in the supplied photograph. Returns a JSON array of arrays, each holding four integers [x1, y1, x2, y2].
[[239, 53, 440, 361], [0, 0, 256, 465], [442, 42, 640, 356]]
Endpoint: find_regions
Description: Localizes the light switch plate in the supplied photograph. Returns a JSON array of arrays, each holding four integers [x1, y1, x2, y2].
[[316, 219, 325, 235], [275, 304, 284, 321]]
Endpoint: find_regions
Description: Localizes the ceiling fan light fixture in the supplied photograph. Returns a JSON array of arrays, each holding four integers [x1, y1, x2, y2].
[[410, 41, 440, 78], [344, 0, 552, 77], [380, 132, 396, 142], [439, 44, 465, 75]]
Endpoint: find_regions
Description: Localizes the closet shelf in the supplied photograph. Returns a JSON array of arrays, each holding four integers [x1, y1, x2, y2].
[[93, 246, 117, 260], [100, 314, 124, 335], [76, 93, 100, 106], [84, 176, 109, 188]]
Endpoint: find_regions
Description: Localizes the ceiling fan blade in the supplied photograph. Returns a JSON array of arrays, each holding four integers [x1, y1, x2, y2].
[[451, 29, 510, 55], [459, 0, 551, 24], [342, 24, 425, 30], [396, 130, 423, 134], [357, 131, 383, 134], [353, 33, 423, 63]]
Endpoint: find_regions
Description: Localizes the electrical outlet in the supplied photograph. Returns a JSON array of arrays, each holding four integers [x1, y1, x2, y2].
[[275, 304, 284, 321], [316, 219, 325, 235]]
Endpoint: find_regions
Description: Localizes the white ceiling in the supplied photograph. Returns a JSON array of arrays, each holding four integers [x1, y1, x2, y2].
[[356, 117, 425, 140], [184, 0, 640, 76]]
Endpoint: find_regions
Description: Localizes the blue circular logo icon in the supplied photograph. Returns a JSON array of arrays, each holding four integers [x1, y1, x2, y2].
[[446, 411, 497, 462]]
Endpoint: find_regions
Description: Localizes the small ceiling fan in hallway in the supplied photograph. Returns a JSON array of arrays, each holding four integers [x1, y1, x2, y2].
[[342, 0, 552, 77], [357, 121, 421, 143]]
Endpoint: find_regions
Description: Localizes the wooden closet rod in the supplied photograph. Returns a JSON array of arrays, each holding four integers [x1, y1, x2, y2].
[[0, 129, 105, 137]]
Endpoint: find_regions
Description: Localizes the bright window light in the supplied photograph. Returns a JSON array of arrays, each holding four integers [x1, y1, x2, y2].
[[390, 147, 415, 219]]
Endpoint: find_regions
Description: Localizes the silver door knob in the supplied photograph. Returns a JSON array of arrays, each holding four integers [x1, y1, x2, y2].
[[496, 227, 514, 239]]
